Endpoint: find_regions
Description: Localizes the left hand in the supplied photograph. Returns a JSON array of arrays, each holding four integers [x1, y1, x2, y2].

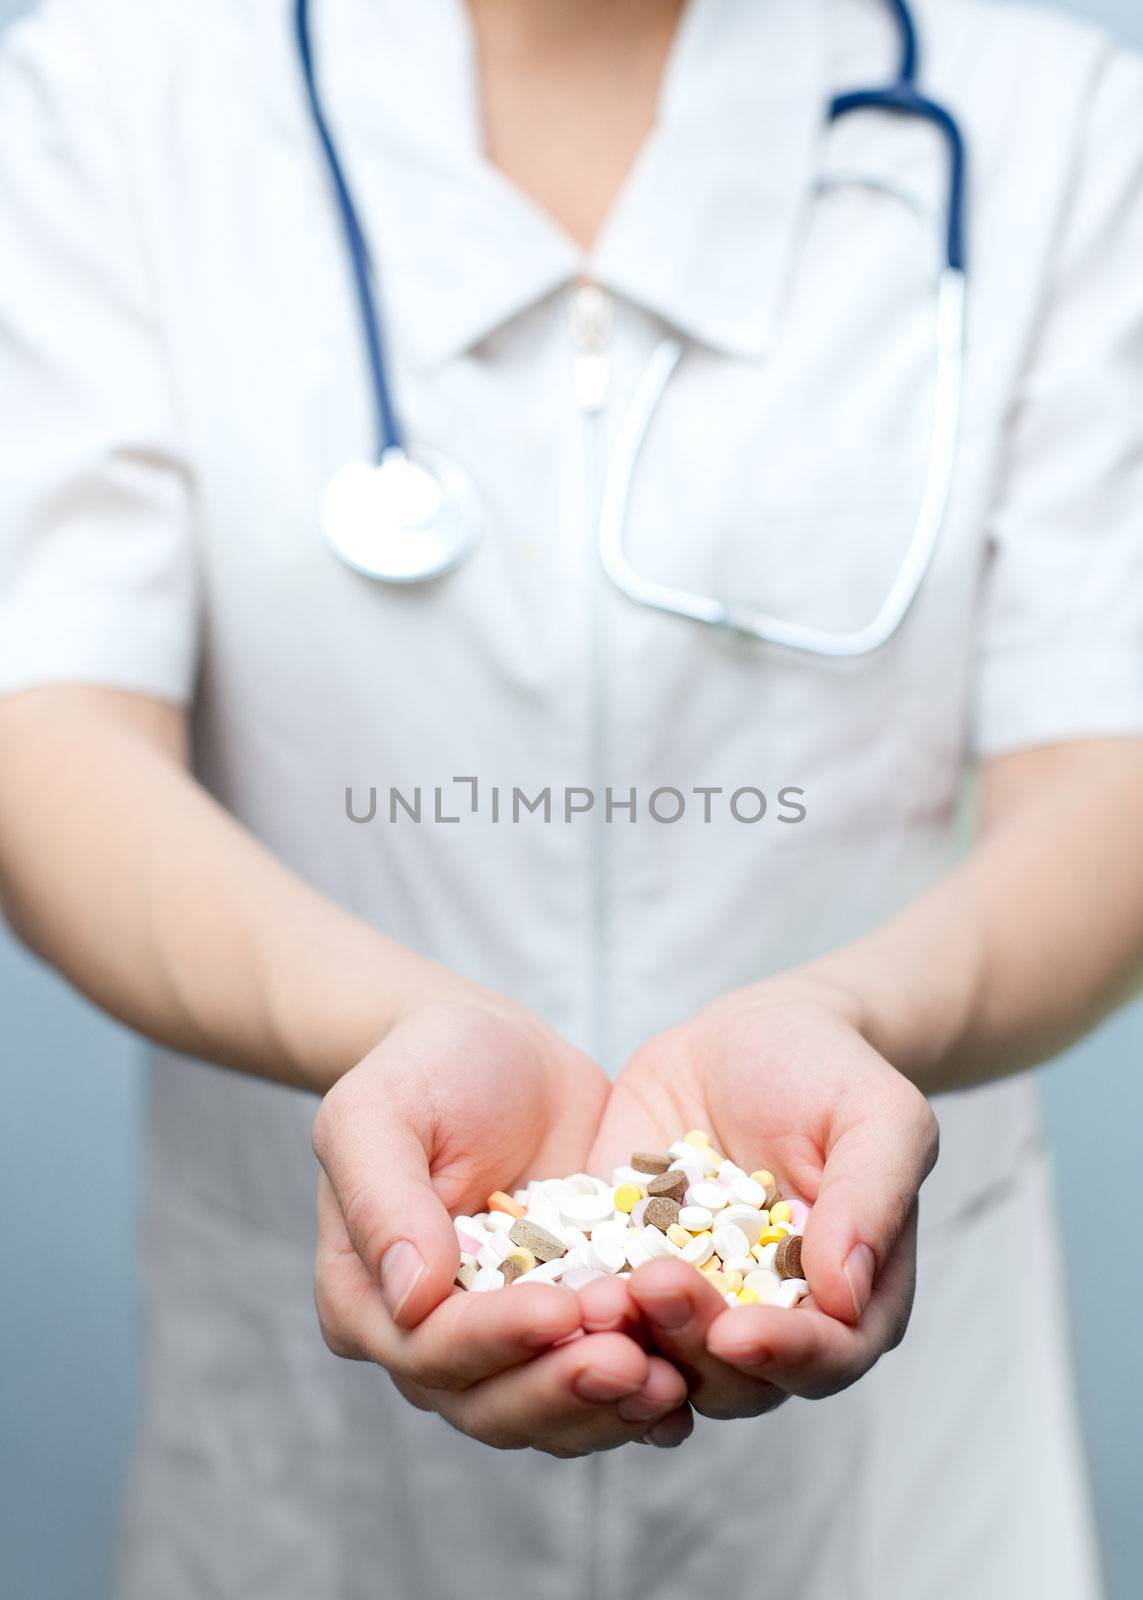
[[312, 997, 691, 1455], [579, 983, 939, 1420]]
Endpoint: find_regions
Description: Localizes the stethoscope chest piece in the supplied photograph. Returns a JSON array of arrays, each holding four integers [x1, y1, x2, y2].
[[321, 447, 482, 583]]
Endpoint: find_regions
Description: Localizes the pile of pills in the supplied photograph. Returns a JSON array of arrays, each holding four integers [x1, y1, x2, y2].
[[453, 1130, 811, 1309]]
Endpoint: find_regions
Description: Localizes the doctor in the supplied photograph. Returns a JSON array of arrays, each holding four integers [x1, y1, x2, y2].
[[1, 0, 1142, 1595]]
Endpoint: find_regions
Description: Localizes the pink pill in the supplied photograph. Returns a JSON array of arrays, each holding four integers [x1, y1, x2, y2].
[[787, 1198, 811, 1230], [455, 1231, 482, 1255]]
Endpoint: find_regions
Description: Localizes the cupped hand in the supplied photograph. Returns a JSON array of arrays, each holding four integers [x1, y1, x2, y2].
[[582, 984, 939, 1419], [312, 995, 691, 1455]]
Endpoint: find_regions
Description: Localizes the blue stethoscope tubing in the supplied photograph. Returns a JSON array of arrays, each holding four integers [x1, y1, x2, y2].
[[296, 0, 968, 654], [831, 0, 966, 273], [295, 0, 401, 458]]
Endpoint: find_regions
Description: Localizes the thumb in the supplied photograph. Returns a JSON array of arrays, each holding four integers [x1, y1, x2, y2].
[[313, 1079, 460, 1331], [800, 1082, 938, 1325]]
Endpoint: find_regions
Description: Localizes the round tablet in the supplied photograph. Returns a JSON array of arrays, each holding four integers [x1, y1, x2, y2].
[[743, 1269, 782, 1304], [713, 1224, 750, 1261], [564, 1172, 605, 1196], [560, 1193, 617, 1227], [718, 1204, 767, 1244], [682, 1232, 715, 1266], [639, 1225, 675, 1260], [689, 1181, 730, 1212], [586, 1237, 626, 1274], [729, 1174, 766, 1207]]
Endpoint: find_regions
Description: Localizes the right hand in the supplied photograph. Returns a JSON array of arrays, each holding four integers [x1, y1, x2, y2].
[[579, 986, 937, 1423], [312, 996, 693, 1455]]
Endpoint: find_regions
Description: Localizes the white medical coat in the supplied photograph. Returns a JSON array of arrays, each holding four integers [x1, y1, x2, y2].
[[2, 0, 1142, 1594]]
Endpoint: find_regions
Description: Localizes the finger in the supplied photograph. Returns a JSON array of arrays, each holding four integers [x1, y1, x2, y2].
[[442, 1332, 666, 1451], [801, 1083, 936, 1324], [550, 1360, 696, 1457], [313, 1075, 460, 1328], [400, 1369, 692, 1461], [577, 1274, 644, 1336], [706, 1212, 919, 1397], [613, 1353, 691, 1427], [389, 1287, 586, 1390], [542, 1354, 693, 1456], [638, 1405, 696, 1450], [317, 1182, 583, 1385], [627, 1259, 786, 1420]]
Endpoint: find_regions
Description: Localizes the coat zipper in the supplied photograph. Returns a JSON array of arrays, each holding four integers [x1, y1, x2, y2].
[[570, 279, 614, 1074], [569, 278, 614, 1600]]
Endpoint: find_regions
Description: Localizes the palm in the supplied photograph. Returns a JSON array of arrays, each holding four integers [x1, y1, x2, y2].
[[343, 999, 611, 1217], [313, 998, 693, 1457], [589, 1005, 863, 1202], [315, 990, 935, 1440], [314, 997, 613, 1332], [579, 994, 937, 1422]]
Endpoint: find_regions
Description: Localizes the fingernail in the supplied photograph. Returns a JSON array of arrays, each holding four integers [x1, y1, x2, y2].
[[642, 1293, 691, 1330], [523, 1320, 571, 1349], [617, 1391, 670, 1423], [573, 1365, 638, 1403], [718, 1336, 771, 1369], [642, 1417, 683, 1448], [380, 1240, 425, 1321], [843, 1243, 875, 1320]]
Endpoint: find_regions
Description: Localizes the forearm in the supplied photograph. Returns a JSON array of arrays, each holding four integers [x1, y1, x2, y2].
[[0, 686, 468, 1092], [787, 739, 1143, 1095]]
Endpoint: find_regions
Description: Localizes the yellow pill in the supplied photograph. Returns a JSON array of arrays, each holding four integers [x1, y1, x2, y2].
[[725, 1270, 743, 1292], [684, 1129, 711, 1149], [770, 1201, 793, 1224], [667, 1224, 691, 1249], [736, 1287, 760, 1305], [758, 1226, 789, 1247], [504, 1247, 536, 1274], [750, 1170, 776, 1190], [705, 1271, 729, 1295], [614, 1184, 643, 1213]]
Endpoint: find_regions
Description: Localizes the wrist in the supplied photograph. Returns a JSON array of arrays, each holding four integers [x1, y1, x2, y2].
[[707, 970, 870, 1035], [778, 941, 982, 1091], [273, 917, 488, 1093]]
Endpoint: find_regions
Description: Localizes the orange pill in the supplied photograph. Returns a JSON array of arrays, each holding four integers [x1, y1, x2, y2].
[[487, 1190, 526, 1218]]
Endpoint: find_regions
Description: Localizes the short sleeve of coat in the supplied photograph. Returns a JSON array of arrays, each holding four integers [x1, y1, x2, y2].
[[971, 48, 1143, 758], [0, 3, 200, 704]]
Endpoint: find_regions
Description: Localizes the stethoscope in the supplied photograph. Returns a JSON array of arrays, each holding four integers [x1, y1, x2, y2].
[[296, 0, 966, 657]]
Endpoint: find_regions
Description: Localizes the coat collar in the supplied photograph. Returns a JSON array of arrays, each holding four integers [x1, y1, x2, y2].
[[314, 0, 829, 367], [592, 0, 827, 361]]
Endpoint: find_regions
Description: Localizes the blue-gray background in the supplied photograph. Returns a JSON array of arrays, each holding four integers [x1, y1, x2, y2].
[[1, 1, 1141, 1596]]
